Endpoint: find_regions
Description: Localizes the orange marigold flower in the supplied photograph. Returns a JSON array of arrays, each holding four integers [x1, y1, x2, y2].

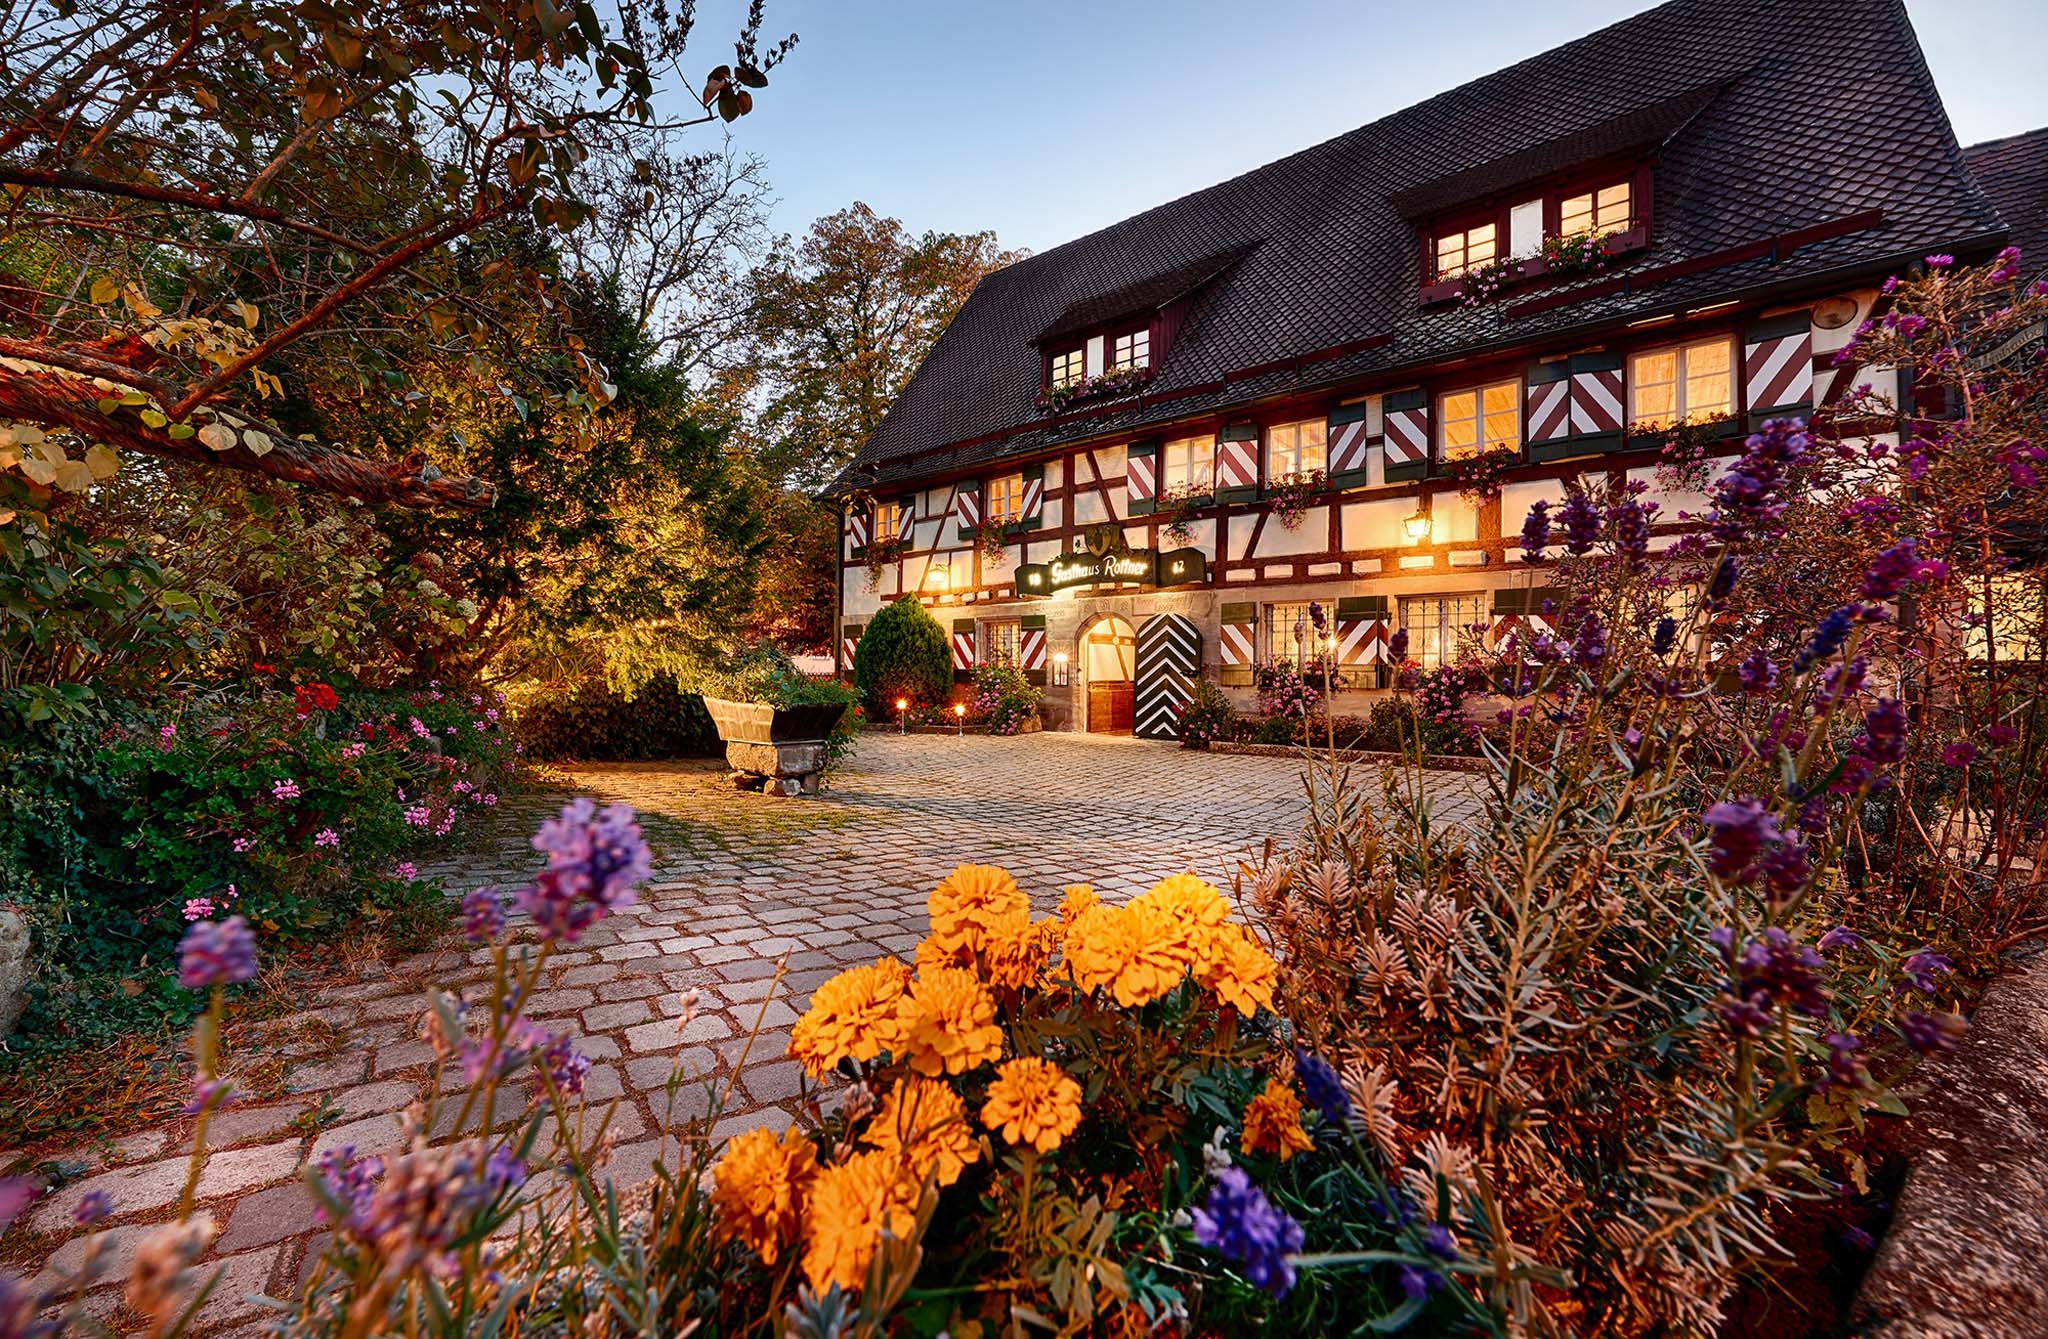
[[981, 1056, 1084, 1153], [1133, 871, 1232, 975], [983, 911, 1056, 991], [1199, 921, 1278, 1015], [927, 864, 1028, 958], [862, 1077, 982, 1187], [788, 957, 911, 1079], [1058, 883, 1099, 925], [1241, 1077, 1314, 1162], [710, 1126, 818, 1265], [801, 1149, 920, 1293], [1063, 902, 1189, 1007], [896, 966, 1004, 1076]]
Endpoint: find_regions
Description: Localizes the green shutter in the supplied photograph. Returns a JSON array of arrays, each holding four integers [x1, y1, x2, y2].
[[952, 618, 976, 682], [1382, 388, 1428, 482], [1570, 351, 1625, 454], [1020, 614, 1048, 685], [1219, 601, 1256, 686], [1019, 463, 1046, 531], [1334, 595, 1388, 618], [1127, 438, 1159, 516], [1327, 402, 1372, 491], [1526, 358, 1584, 463], [1217, 424, 1260, 504]]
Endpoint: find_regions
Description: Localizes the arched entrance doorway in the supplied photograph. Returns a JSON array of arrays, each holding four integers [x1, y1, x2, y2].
[[1081, 615, 1136, 734]]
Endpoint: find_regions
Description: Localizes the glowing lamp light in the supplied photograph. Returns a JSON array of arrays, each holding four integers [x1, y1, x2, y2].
[[953, 703, 966, 718], [1404, 505, 1432, 543], [895, 698, 908, 712]]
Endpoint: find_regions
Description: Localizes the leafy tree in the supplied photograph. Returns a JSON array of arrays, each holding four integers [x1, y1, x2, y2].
[[735, 203, 1022, 489], [852, 595, 951, 714], [0, 0, 792, 509]]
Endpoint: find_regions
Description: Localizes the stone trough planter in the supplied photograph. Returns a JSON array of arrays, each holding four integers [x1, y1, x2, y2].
[[701, 696, 847, 797]]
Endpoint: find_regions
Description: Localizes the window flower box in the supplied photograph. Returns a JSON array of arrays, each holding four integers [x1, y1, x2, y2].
[[1419, 225, 1649, 307], [1035, 364, 1153, 414]]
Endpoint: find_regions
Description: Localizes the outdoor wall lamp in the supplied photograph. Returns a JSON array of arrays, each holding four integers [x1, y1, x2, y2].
[[896, 697, 909, 733], [1052, 651, 1070, 687], [1404, 502, 1432, 544]]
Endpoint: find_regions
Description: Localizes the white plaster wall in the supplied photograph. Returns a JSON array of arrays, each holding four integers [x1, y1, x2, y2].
[[1342, 497, 1416, 551], [1252, 508, 1330, 557], [1431, 495, 1480, 544], [1500, 479, 1567, 534], [1226, 514, 1258, 562], [1074, 491, 1109, 526], [1093, 444, 1128, 518], [1041, 497, 1065, 531]]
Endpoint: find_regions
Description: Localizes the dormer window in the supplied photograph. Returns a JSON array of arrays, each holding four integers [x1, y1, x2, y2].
[[1560, 181, 1632, 239], [1049, 346, 1084, 388], [1434, 222, 1498, 280], [1109, 327, 1150, 372]]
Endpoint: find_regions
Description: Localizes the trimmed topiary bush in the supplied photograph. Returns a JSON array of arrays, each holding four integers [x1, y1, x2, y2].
[[852, 595, 952, 714], [512, 677, 720, 761]]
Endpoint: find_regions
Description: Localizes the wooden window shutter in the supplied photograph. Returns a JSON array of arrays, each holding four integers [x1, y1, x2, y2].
[[1743, 311, 1814, 424], [1019, 613, 1048, 683], [951, 618, 977, 679], [1568, 352, 1625, 452], [845, 505, 870, 558], [1218, 601, 1257, 686], [840, 622, 864, 669], [1327, 402, 1372, 490], [1332, 595, 1391, 682], [1126, 438, 1160, 516], [1526, 358, 1577, 461], [892, 496, 915, 544], [951, 480, 983, 539], [1019, 464, 1046, 530], [1216, 425, 1260, 503], [1382, 389, 1429, 482]]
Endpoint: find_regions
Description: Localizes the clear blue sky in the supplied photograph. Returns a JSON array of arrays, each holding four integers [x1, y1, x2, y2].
[[695, 0, 2048, 256]]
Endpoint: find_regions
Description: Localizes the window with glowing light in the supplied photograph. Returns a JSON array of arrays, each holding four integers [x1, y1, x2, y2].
[[981, 619, 1021, 666], [1438, 380, 1522, 461], [985, 472, 1026, 523], [1049, 347, 1084, 388], [1263, 603, 1321, 668], [1630, 338, 1734, 427], [1109, 327, 1150, 372], [1161, 434, 1215, 494], [1264, 420, 1327, 481], [1400, 594, 1489, 669], [1560, 182, 1633, 238], [1435, 222, 1497, 279]]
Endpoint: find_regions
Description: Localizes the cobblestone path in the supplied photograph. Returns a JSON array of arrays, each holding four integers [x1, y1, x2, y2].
[[15, 734, 1484, 1332]]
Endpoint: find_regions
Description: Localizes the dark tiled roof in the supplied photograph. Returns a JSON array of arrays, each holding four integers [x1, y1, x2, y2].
[[839, 0, 2004, 494], [1965, 127, 2048, 269], [1035, 245, 1256, 345]]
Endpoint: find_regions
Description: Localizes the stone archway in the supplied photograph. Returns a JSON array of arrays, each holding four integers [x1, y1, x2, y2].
[[1078, 614, 1136, 734]]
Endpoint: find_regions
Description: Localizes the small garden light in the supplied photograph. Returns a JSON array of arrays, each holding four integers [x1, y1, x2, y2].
[[954, 701, 967, 737], [896, 697, 908, 733]]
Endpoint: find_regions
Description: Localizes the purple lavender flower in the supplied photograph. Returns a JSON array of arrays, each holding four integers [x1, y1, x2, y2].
[[1899, 1010, 1965, 1054], [184, 1078, 237, 1115], [1900, 949, 1954, 994], [1794, 606, 1856, 673], [516, 799, 652, 943], [1519, 500, 1552, 560], [1293, 1049, 1349, 1125], [1720, 928, 1830, 1035], [1990, 245, 2023, 283], [1607, 500, 1650, 567], [1308, 602, 1327, 635], [1651, 616, 1678, 657], [1420, 1223, 1459, 1262], [541, 1032, 590, 1098], [1855, 698, 1909, 766], [1737, 645, 1779, 694], [1191, 1166, 1304, 1299], [312, 1146, 384, 1228], [73, 1190, 113, 1227], [1860, 538, 1923, 602], [1388, 628, 1410, 663], [1707, 420, 1811, 542], [1396, 1263, 1437, 1300], [1560, 492, 1601, 556], [1571, 613, 1608, 670], [1708, 554, 1740, 604], [461, 887, 506, 943], [177, 915, 258, 990], [1701, 798, 1781, 882], [1819, 1033, 1867, 1092], [1940, 742, 1977, 768], [1842, 1224, 1877, 1252], [1758, 833, 1813, 903], [1817, 926, 1866, 954]]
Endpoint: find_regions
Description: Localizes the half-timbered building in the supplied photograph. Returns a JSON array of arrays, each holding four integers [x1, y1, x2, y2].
[[830, 0, 2048, 737]]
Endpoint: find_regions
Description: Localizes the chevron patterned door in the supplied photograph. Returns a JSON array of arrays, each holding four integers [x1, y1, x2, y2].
[[1134, 614, 1202, 741]]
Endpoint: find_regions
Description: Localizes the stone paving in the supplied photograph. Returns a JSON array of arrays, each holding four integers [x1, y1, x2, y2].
[[13, 733, 1484, 1332]]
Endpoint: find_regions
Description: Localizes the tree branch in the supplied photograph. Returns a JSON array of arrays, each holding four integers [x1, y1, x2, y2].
[[0, 164, 376, 254], [0, 363, 496, 511]]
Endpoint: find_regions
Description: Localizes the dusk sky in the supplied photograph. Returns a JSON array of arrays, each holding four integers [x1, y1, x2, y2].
[[695, 0, 2048, 256]]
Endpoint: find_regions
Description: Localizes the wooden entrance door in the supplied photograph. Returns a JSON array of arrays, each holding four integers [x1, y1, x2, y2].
[[1134, 614, 1202, 740], [1084, 618, 1136, 733], [1088, 682, 1134, 733]]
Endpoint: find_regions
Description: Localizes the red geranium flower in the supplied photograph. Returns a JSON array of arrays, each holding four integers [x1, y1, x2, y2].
[[294, 683, 341, 716]]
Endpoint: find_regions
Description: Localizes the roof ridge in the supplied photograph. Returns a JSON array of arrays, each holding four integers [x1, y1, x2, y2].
[[1965, 125, 2048, 156]]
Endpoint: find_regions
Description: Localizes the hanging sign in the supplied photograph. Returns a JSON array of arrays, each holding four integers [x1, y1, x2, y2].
[[1015, 525, 1206, 597]]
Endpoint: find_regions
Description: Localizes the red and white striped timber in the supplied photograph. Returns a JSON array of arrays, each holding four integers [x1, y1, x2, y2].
[[950, 485, 981, 529], [1335, 616, 1389, 666], [1384, 405, 1428, 466], [896, 503, 916, 543], [952, 630, 976, 671], [1328, 418, 1371, 475], [845, 511, 870, 548], [1219, 617, 1256, 666], [1527, 377, 1571, 441], [1020, 475, 1043, 520], [1020, 627, 1046, 670], [1570, 366, 1625, 434], [1217, 437, 1260, 490], [842, 634, 859, 665], [1744, 328, 1814, 411], [1126, 452, 1157, 506]]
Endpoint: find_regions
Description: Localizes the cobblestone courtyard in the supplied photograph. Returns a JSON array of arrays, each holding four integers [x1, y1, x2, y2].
[[17, 734, 1484, 1331]]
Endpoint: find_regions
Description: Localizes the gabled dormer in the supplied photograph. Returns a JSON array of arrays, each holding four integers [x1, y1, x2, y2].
[[1031, 245, 1255, 412]]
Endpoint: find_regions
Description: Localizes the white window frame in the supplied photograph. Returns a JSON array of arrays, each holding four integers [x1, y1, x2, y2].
[[1160, 434, 1215, 496], [1434, 222, 1497, 279], [1050, 347, 1084, 388], [1109, 327, 1151, 372], [1629, 337, 1736, 428], [1437, 379, 1523, 461], [1399, 594, 1490, 670], [1264, 602, 1320, 668], [1560, 181, 1633, 239], [872, 498, 905, 542], [1263, 419, 1327, 482], [985, 472, 1026, 523]]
